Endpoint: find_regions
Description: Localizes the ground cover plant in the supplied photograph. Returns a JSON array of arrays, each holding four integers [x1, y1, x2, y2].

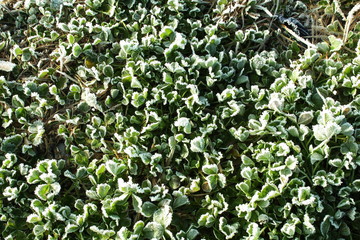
[[0, 0, 360, 239]]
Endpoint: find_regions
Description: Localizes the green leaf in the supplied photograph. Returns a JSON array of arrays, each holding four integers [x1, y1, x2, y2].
[[218, 173, 226, 188], [159, 26, 174, 39], [38, 69, 50, 78], [341, 123, 354, 136], [70, 84, 81, 93], [173, 195, 189, 208], [236, 181, 251, 195], [229, 127, 249, 142], [12, 95, 25, 108], [317, 42, 329, 53], [187, 229, 199, 240], [0, 41, 6, 51], [202, 164, 218, 175], [310, 152, 324, 164], [13, 45, 23, 56], [141, 201, 158, 217], [281, 222, 296, 237], [90, 226, 115, 238], [95, 164, 106, 178], [198, 213, 215, 227], [103, 65, 114, 77], [131, 77, 142, 89], [2, 153, 17, 169], [22, 48, 32, 61], [163, 72, 173, 84], [340, 139, 358, 155], [219, 217, 239, 239], [276, 142, 290, 156], [313, 122, 341, 141], [353, 179, 360, 191], [58, 23, 69, 32], [329, 35, 343, 52], [50, 30, 59, 41], [124, 0, 136, 8], [205, 174, 217, 191], [241, 167, 254, 180], [337, 198, 352, 208], [329, 158, 343, 168], [190, 136, 206, 153], [105, 160, 126, 177], [133, 220, 145, 234], [26, 213, 42, 223], [1, 134, 23, 153], [258, 183, 280, 200], [67, 34, 75, 44], [285, 156, 298, 170], [153, 205, 172, 227], [169, 175, 180, 189], [33, 225, 46, 236], [72, 43, 82, 58], [339, 222, 351, 236], [132, 194, 143, 213], [174, 117, 192, 134], [143, 222, 165, 239], [189, 178, 200, 193], [320, 215, 331, 237], [96, 183, 111, 199], [34, 183, 61, 200], [65, 224, 79, 234]]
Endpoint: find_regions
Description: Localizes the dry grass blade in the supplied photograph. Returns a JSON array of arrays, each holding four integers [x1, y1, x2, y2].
[[343, 3, 360, 43], [282, 25, 317, 49], [333, 0, 347, 21]]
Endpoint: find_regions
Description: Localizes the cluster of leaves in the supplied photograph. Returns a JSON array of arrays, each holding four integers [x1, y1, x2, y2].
[[0, 0, 359, 239]]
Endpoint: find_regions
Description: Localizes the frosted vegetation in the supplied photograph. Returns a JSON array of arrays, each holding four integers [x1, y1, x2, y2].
[[0, 0, 359, 239]]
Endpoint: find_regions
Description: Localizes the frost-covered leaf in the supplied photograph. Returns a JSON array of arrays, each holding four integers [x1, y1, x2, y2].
[[105, 160, 126, 177], [190, 136, 206, 153], [96, 183, 111, 199], [219, 217, 239, 239], [33, 225, 46, 236], [132, 194, 142, 213], [141, 201, 157, 217], [27, 213, 42, 223], [34, 183, 61, 200], [1, 134, 23, 153], [173, 195, 189, 209], [72, 43, 82, 57], [198, 213, 215, 227], [0, 1, 359, 239], [0, 61, 16, 72], [153, 205, 172, 227], [65, 224, 79, 234], [202, 164, 218, 175], [298, 111, 313, 125], [313, 122, 341, 141], [103, 65, 114, 77], [143, 222, 165, 239], [320, 215, 331, 237], [329, 35, 343, 52]]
